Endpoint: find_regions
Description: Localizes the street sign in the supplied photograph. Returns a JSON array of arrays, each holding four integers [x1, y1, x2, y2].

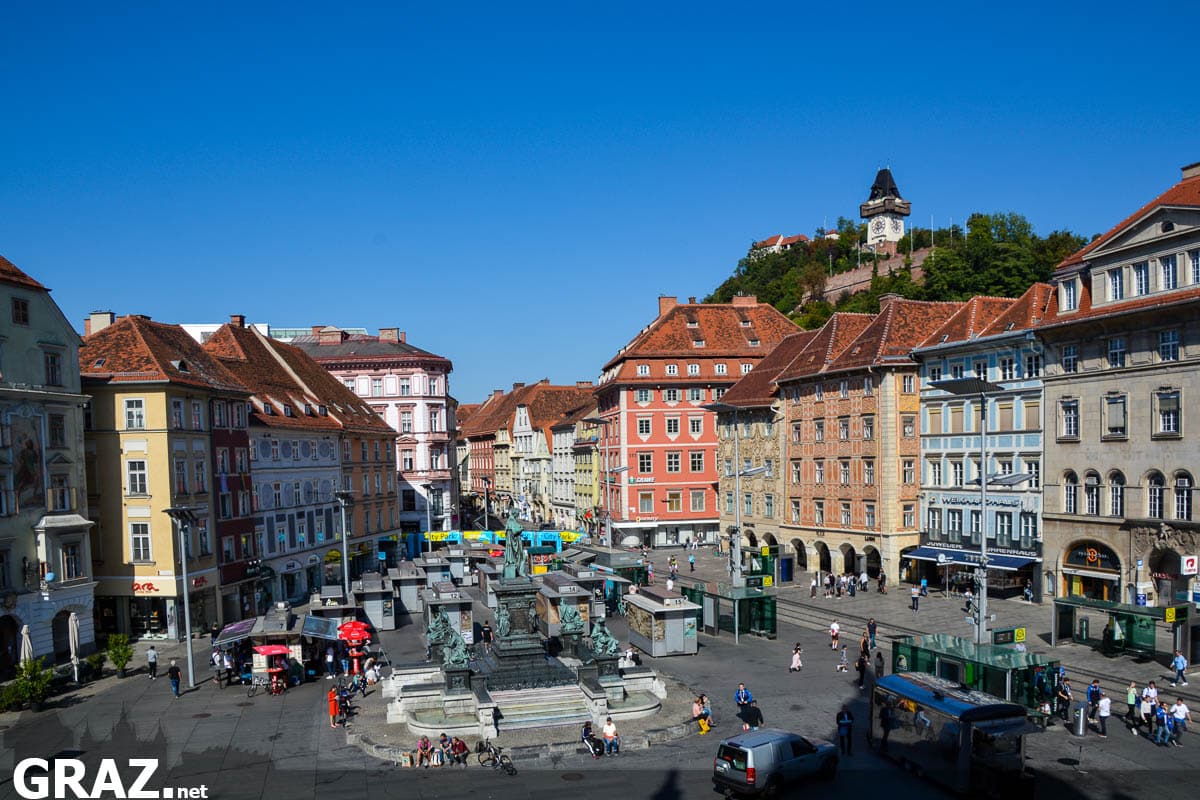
[[763, 575, 774, 587], [1014, 627, 1026, 643], [1166, 607, 1176, 623], [1183, 555, 1199, 576], [1136, 593, 1148, 606]]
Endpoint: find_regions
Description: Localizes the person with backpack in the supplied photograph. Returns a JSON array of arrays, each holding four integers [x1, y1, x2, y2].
[[1087, 679, 1102, 720]]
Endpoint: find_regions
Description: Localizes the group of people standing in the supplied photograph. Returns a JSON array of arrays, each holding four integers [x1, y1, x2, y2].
[[811, 571, 882, 599], [826, 618, 882, 689]]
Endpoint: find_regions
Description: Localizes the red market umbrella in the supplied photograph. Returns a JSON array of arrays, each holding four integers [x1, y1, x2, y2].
[[338, 622, 371, 641], [254, 644, 292, 656]]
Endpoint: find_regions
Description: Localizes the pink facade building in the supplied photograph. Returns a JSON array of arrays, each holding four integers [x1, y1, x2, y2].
[[287, 326, 456, 534]]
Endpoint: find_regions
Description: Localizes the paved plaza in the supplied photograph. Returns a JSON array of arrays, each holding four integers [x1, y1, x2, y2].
[[1, 546, 1197, 799]]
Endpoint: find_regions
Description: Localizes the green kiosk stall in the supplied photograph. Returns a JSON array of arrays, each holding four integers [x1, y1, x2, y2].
[[891, 633, 1059, 710], [680, 578, 777, 640]]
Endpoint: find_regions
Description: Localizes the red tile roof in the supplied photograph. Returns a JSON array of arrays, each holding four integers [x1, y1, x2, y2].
[[1059, 172, 1200, 269], [978, 283, 1055, 337], [773, 313, 875, 382], [518, 384, 597, 446], [455, 403, 483, 432], [80, 315, 248, 394], [753, 235, 784, 249], [0, 255, 46, 291], [460, 388, 522, 439], [204, 324, 392, 435], [918, 296, 1016, 348], [720, 330, 820, 407], [1040, 281, 1200, 330], [780, 234, 809, 246], [826, 299, 962, 373], [602, 297, 798, 374]]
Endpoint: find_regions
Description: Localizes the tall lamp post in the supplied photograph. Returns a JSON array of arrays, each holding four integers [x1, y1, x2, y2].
[[164, 506, 200, 688], [931, 377, 1009, 645], [482, 477, 492, 530], [333, 490, 354, 598], [422, 483, 434, 534]]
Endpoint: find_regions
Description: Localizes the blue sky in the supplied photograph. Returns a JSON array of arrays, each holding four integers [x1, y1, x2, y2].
[[2, 2, 1197, 403]]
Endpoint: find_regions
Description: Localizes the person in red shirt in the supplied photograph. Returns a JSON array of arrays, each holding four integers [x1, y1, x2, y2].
[[327, 687, 339, 729]]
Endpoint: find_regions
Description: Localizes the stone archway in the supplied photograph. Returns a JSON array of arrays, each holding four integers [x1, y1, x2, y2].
[[51, 609, 72, 662], [790, 539, 808, 572], [862, 546, 882, 579], [812, 541, 832, 573], [763, 533, 779, 547], [1149, 548, 1187, 605], [745, 531, 759, 550], [838, 543, 857, 574]]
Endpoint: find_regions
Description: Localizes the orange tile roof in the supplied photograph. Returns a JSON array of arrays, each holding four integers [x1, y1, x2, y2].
[[779, 234, 809, 246], [455, 403, 483, 431], [0, 255, 46, 291], [918, 296, 1016, 348], [1059, 171, 1200, 269], [460, 389, 521, 439], [978, 283, 1055, 337], [80, 315, 248, 394], [720, 329, 821, 407], [753, 235, 784, 249], [774, 313, 875, 382], [602, 298, 798, 373], [1040, 281, 1200, 329], [827, 299, 962, 373], [519, 384, 597, 445]]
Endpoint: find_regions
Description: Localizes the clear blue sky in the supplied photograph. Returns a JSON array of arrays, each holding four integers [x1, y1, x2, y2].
[[3, 3, 1196, 403]]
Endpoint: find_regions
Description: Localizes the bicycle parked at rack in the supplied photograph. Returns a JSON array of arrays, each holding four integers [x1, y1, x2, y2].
[[475, 739, 516, 775], [246, 673, 272, 698]]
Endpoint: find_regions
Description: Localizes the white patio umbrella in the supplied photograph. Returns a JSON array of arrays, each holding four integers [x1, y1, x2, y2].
[[69, 612, 81, 682], [19, 623, 33, 665]]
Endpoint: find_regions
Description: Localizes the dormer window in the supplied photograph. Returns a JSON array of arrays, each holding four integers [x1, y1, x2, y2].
[[319, 405, 328, 416], [740, 320, 751, 327], [637, 364, 650, 376], [666, 364, 678, 376], [263, 403, 274, 415], [304, 404, 314, 416], [686, 320, 699, 328], [283, 405, 294, 417], [749, 339, 760, 347], [1061, 279, 1078, 311], [92, 357, 106, 368], [171, 359, 189, 373], [693, 340, 705, 348]]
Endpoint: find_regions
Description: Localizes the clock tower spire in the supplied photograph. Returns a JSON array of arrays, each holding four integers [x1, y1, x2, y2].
[[860, 167, 911, 255]]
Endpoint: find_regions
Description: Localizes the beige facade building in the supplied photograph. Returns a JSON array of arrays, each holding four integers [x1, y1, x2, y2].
[[1040, 162, 1200, 606]]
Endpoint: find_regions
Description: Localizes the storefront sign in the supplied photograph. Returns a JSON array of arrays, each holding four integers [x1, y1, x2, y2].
[[1066, 543, 1120, 572], [191, 576, 208, 588], [324, 550, 342, 564], [132, 582, 159, 593], [282, 560, 301, 573], [629, 477, 654, 484], [1183, 555, 1199, 576], [932, 493, 1022, 508]]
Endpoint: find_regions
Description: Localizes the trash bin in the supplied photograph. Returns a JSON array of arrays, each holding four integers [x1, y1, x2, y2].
[[1072, 704, 1087, 736], [1078, 616, 1090, 641]]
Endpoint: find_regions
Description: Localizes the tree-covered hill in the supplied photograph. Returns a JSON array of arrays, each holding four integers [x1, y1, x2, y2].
[[706, 212, 1089, 328]]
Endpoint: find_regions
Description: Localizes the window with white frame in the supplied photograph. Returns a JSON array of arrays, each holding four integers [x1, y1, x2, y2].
[[1062, 344, 1078, 373], [1084, 472, 1101, 515], [903, 504, 915, 528], [814, 420, 824, 441], [1061, 279, 1077, 311], [791, 499, 801, 522], [946, 509, 963, 542], [666, 452, 681, 473], [687, 363, 699, 376], [1108, 268, 1124, 300], [838, 460, 850, 485], [1108, 471, 1125, 516], [839, 380, 849, 398], [666, 364, 678, 376], [638, 452, 652, 473], [173, 460, 188, 495], [903, 460, 915, 484], [862, 415, 874, 440], [1063, 472, 1078, 514], [1025, 459, 1040, 488], [927, 366, 942, 383], [126, 521, 152, 563], [688, 387, 704, 402], [1156, 389, 1181, 435], [171, 399, 184, 429], [662, 492, 681, 513], [666, 417, 680, 435], [996, 512, 1013, 545], [1059, 399, 1079, 439], [863, 459, 875, 486], [126, 460, 147, 495], [1192, 250, 1200, 285], [903, 374, 915, 393], [814, 461, 825, 484], [903, 416, 916, 437], [1107, 337, 1126, 368], [1024, 354, 1041, 378], [690, 451, 704, 472], [639, 492, 654, 514], [791, 460, 802, 484], [400, 411, 412, 433], [951, 364, 964, 379], [838, 417, 849, 440], [1000, 357, 1016, 381], [928, 460, 943, 486], [690, 490, 705, 512], [741, 363, 752, 375], [689, 417, 702, 435], [399, 378, 411, 396], [1175, 473, 1193, 521], [1162, 254, 1178, 290], [815, 383, 824, 400], [1159, 329, 1180, 362], [927, 508, 942, 533], [864, 376, 874, 396], [1148, 472, 1165, 518], [1133, 261, 1150, 296], [814, 500, 825, 526], [764, 495, 774, 518], [840, 502, 851, 526], [714, 363, 727, 375], [635, 388, 651, 403], [951, 460, 964, 487], [1103, 394, 1127, 438], [663, 388, 680, 403], [125, 399, 145, 430], [637, 418, 651, 436], [191, 400, 203, 430]]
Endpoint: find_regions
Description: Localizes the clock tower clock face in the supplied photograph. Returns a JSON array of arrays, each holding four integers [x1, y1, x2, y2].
[[891, 218, 902, 234], [871, 219, 885, 234]]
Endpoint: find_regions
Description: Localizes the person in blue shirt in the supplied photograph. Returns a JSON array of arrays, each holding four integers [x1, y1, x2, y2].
[[1171, 650, 1189, 687], [1155, 702, 1174, 746], [734, 683, 753, 716], [836, 705, 854, 755], [1086, 679, 1102, 720]]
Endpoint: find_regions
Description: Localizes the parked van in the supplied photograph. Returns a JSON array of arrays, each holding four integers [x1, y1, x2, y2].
[[712, 728, 837, 797]]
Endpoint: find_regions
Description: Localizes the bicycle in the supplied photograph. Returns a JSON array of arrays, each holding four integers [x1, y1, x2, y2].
[[475, 739, 517, 775], [246, 673, 270, 698]]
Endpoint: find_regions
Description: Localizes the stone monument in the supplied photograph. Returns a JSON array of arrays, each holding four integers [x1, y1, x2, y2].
[[489, 509, 559, 687]]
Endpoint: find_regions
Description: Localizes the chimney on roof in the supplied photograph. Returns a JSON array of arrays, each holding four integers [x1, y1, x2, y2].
[[400, 331, 406, 343], [379, 328, 400, 342], [658, 295, 679, 317], [1183, 161, 1200, 180], [575, 380, 594, 389], [311, 325, 323, 335], [879, 293, 902, 311], [512, 382, 525, 390], [492, 389, 504, 400], [230, 314, 245, 328], [687, 296, 696, 304], [319, 327, 347, 345], [731, 295, 758, 307], [85, 311, 115, 336]]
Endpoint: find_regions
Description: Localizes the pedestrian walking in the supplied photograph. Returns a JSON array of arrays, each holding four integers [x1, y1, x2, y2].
[[146, 645, 158, 679], [837, 645, 849, 673], [326, 645, 336, 678], [1172, 650, 1189, 687], [910, 585, 920, 614], [789, 644, 803, 672], [1023, 579, 1033, 602], [829, 620, 840, 650], [210, 648, 223, 687], [855, 652, 868, 689], [836, 705, 854, 756], [860, 571, 868, 592], [742, 700, 764, 732], [868, 618, 877, 649], [689, 554, 695, 573], [1087, 679, 1102, 720], [874, 651, 885, 679], [877, 573, 887, 594], [1056, 678, 1073, 722], [810, 576, 818, 599], [1171, 698, 1191, 743], [1155, 701, 1173, 746], [1143, 681, 1160, 731], [223, 651, 234, 688], [859, 632, 870, 659], [1126, 682, 1140, 730], [481, 622, 493, 654], [734, 682, 753, 716], [1097, 691, 1111, 737], [167, 660, 182, 699]]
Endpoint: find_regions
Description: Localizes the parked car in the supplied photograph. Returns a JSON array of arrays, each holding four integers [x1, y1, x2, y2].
[[712, 728, 837, 797]]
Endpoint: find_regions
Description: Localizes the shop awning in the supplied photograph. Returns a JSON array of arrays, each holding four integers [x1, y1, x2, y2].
[[214, 618, 257, 646], [300, 615, 342, 641], [1061, 567, 1120, 581], [905, 546, 1038, 572]]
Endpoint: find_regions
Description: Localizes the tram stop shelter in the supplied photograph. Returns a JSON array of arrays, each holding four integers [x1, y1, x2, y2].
[[623, 585, 701, 657], [680, 580, 777, 641], [1052, 595, 1192, 661], [892, 633, 1059, 710]]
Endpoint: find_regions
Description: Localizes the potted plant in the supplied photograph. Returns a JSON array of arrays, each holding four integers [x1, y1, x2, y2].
[[106, 634, 134, 678], [85, 651, 107, 681], [12, 657, 54, 711]]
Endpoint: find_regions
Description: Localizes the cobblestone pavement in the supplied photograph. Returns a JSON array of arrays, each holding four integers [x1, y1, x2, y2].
[[1, 546, 1197, 799]]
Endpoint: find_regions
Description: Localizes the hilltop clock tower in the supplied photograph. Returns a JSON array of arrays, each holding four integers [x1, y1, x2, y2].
[[860, 167, 911, 255]]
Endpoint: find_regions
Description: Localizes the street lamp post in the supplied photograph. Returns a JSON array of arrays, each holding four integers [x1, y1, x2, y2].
[[164, 506, 200, 688], [334, 491, 354, 598], [422, 483, 433, 534], [482, 477, 492, 530], [931, 377, 1008, 645]]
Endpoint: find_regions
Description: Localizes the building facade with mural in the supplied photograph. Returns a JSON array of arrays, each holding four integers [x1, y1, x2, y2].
[[0, 257, 95, 671]]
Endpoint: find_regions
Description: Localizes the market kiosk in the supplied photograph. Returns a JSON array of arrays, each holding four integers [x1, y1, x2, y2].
[[353, 571, 398, 631], [534, 572, 591, 637], [623, 585, 701, 656], [390, 561, 426, 615], [422, 582, 474, 645], [560, 562, 631, 619], [415, 555, 453, 588]]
